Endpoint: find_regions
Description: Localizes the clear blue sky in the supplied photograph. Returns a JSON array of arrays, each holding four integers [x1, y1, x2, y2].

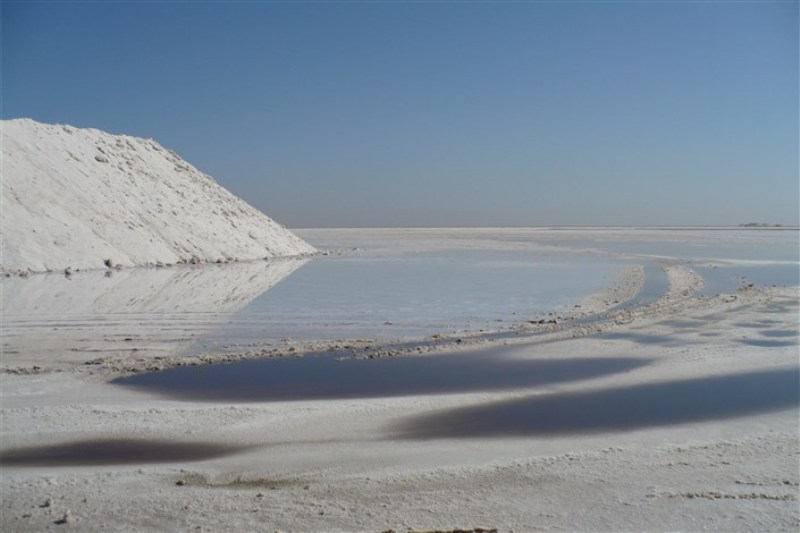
[[3, 1, 798, 227]]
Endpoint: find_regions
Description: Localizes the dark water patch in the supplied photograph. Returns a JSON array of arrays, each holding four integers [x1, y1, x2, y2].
[[397, 368, 799, 439], [739, 339, 799, 348], [760, 330, 799, 338], [698, 332, 722, 337], [0, 438, 245, 467], [113, 350, 649, 402]]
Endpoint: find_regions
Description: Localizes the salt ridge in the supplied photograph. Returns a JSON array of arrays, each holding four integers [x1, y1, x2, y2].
[[1, 119, 314, 274]]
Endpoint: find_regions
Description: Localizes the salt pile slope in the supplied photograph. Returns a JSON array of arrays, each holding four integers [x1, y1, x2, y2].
[[1, 119, 314, 274]]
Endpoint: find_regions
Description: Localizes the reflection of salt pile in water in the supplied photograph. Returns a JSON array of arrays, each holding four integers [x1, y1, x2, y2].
[[3, 260, 306, 315], [1, 259, 307, 367], [1, 119, 314, 274]]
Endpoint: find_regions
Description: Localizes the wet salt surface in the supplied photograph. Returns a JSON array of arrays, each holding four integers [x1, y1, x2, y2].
[[695, 264, 800, 297], [3, 230, 796, 362], [562, 238, 799, 264], [199, 249, 632, 348], [554, 234, 799, 298], [397, 367, 800, 438], [0, 248, 633, 360], [0, 439, 246, 467], [0, 259, 308, 361], [4, 230, 800, 461], [114, 349, 649, 401]]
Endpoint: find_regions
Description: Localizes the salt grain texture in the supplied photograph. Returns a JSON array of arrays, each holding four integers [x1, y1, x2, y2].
[[1, 119, 314, 274]]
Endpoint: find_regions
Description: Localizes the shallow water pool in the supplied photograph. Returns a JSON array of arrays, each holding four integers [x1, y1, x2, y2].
[[114, 348, 650, 401], [197, 249, 634, 350]]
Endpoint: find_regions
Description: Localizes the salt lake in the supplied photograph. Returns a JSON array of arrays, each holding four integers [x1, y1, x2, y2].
[[2, 228, 797, 366]]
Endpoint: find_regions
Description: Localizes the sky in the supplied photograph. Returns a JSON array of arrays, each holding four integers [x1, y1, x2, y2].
[[3, 1, 798, 228]]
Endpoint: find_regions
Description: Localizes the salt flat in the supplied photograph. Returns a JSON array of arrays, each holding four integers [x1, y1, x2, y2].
[[1, 228, 798, 532]]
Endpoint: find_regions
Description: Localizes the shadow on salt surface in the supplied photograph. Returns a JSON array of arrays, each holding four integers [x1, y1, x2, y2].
[[396, 367, 800, 439], [598, 332, 687, 346], [0, 439, 247, 467], [113, 348, 650, 402], [759, 330, 799, 338], [739, 339, 799, 348]]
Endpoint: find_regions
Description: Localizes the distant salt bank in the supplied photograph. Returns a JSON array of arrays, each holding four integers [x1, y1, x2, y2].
[[0, 119, 314, 274]]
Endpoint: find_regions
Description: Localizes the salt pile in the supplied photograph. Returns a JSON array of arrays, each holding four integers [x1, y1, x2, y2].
[[1, 119, 314, 274]]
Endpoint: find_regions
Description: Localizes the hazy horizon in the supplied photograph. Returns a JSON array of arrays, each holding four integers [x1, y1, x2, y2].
[[3, 2, 798, 228]]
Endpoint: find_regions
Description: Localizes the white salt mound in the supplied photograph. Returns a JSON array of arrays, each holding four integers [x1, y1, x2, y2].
[[1, 119, 315, 274]]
